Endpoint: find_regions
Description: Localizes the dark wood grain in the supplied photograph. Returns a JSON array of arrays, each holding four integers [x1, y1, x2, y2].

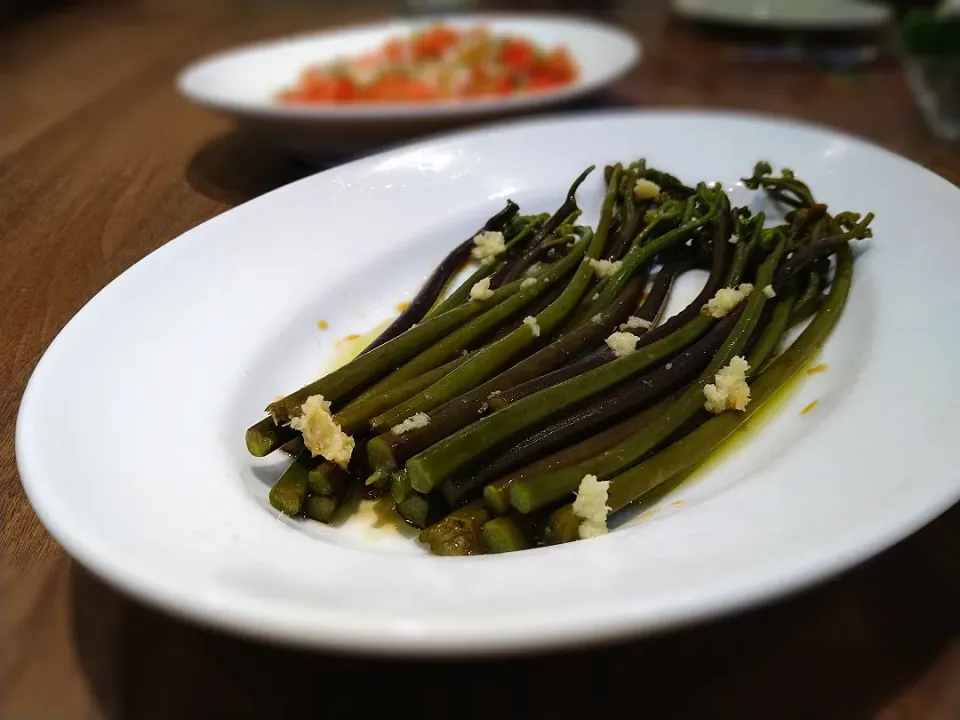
[[2, 2, 958, 718]]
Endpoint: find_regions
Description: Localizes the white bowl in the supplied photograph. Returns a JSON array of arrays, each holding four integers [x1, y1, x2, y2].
[[177, 14, 641, 158]]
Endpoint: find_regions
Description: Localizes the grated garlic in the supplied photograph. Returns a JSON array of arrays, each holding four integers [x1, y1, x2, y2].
[[572, 474, 611, 539], [634, 178, 661, 200], [523, 316, 541, 337], [703, 356, 751, 414], [471, 230, 505, 265], [620, 315, 653, 331], [606, 331, 640, 357], [469, 277, 494, 301], [587, 258, 623, 279], [391, 412, 431, 435], [703, 283, 754, 318], [289, 395, 355, 468]]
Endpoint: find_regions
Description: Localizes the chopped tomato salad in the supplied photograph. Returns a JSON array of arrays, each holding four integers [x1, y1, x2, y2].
[[277, 24, 578, 105]]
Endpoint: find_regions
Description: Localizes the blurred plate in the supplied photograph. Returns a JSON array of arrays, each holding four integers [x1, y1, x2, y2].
[[18, 110, 960, 655], [672, 0, 891, 30], [177, 14, 640, 158]]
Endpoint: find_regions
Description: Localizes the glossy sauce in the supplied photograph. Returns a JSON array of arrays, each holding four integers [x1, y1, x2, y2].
[[322, 316, 418, 540], [325, 318, 393, 373], [621, 360, 817, 524]]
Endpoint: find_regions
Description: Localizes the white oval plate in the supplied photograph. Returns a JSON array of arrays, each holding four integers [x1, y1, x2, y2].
[[672, 0, 890, 30], [673, 0, 891, 30], [17, 111, 960, 655], [177, 14, 640, 157]]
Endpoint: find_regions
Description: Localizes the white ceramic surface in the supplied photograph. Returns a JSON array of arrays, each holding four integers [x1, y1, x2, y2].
[[672, 0, 891, 29], [17, 111, 960, 655], [177, 15, 640, 157]]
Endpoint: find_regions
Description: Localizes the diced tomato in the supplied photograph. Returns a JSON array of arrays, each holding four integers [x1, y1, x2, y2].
[[492, 75, 512, 96], [283, 73, 356, 103], [541, 48, 577, 82], [275, 24, 577, 106], [464, 64, 489, 95], [528, 69, 559, 91], [412, 24, 460, 59], [500, 38, 536, 71], [404, 78, 439, 101], [366, 74, 404, 101], [365, 73, 437, 102], [383, 39, 406, 62], [468, 72, 513, 98]]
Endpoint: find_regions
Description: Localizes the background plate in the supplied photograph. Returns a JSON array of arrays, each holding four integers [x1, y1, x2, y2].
[[672, 0, 891, 30], [177, 14, 640, 156]]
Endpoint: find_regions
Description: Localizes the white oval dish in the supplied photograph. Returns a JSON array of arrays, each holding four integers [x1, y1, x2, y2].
[[17, 111, 960, 655], [672, 0, 891, 30], [177, 14, 640, 157]]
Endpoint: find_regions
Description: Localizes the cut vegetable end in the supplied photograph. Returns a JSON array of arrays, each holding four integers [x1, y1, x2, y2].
[[484, 482, 513, 515], [269, 485, 304, 516], [545, 505, 580, 544], [366, 436, 399, 474], [365, 469, 387, 487], [246, 425, 283, 457], [390, 471, 414, 503], [406, 459, 438, 494], [396, 495, 437, 529], [511, 471, 583, 514], [303, 495, 339, 523], [307, 464, 347, 497], [509, 483, 539, 514], [482, 518, 530, 553]]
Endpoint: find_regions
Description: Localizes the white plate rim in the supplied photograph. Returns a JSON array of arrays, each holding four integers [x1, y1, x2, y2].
[[176, 13, 641, 122], [671, 0, 891, 30], [17, 109, 960, 655]]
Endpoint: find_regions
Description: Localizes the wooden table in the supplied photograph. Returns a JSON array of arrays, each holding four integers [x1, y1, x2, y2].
[[3, 2, 959, 717]]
